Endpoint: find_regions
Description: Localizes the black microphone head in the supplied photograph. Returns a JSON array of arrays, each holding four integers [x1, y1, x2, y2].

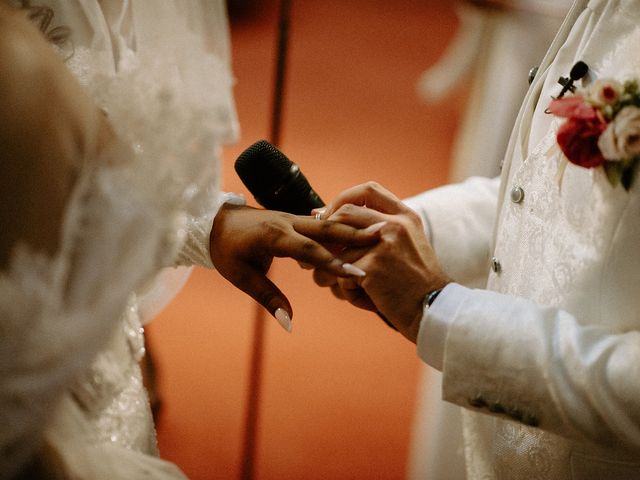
[[234, 140, 324, 214], [234, 140, 293, 198], [570, 61, 589, 81]]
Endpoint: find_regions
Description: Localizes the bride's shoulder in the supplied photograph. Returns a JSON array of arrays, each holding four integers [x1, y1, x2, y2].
[[0, 3, 108, 268]]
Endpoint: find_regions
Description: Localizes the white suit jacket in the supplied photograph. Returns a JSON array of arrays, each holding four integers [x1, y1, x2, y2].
[[406, 1, 640, 478]]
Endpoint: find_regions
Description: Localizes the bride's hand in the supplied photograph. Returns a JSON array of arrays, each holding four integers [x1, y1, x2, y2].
[[209, 203, 380, 330]]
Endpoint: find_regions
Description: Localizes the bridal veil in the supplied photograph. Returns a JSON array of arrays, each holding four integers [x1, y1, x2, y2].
[[0, 1, 237, 477]]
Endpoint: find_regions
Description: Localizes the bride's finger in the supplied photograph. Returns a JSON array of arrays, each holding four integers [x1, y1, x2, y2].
[[227, 266, 294, 332], [330, 284, 348, 300], [334, 282, 378, 312], [338, 275, 360, 291], [270, 231, 366, 278], [313, 268, 339, 287], [334, 246, 370, 265]]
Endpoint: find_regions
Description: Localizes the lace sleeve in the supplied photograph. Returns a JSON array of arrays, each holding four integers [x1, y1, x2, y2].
[[173, 192, 245, 269]]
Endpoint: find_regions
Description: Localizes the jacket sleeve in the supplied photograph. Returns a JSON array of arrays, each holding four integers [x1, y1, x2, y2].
[[424, 283, 640, 452], [404, 176, 500, 287]]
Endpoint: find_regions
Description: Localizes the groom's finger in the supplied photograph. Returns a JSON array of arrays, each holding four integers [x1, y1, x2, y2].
[[320, 182, 405, 219], [328, 205, 390, 229], [293, 216, 380, 248]]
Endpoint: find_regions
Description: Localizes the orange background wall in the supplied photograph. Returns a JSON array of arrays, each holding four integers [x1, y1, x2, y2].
[[150, 1, 460, 478]]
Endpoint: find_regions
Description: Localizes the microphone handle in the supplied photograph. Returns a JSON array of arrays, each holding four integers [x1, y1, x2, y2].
[[557, 81, 572, 99], [255, 170, 324, 215]]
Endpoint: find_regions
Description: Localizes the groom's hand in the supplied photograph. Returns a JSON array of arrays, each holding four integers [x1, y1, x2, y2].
[[314, 182, 451, 343]]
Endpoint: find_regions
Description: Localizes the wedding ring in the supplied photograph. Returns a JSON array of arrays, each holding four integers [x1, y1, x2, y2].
[[315, 211, 322, 220]]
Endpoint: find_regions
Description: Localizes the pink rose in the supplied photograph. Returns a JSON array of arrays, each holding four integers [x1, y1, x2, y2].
[[547, 96, 597, 119]]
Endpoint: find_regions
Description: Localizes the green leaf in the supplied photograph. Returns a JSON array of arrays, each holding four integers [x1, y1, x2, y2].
[[621, 158, 639, 191], [624, 79, 638, 95], [603, 161, 623, 187]]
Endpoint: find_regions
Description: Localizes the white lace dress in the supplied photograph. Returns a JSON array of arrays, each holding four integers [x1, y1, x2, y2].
[[0, 1, 238, 477]]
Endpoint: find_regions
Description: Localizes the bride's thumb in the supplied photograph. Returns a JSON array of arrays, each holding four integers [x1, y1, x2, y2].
[[239, 271, 293, 333]]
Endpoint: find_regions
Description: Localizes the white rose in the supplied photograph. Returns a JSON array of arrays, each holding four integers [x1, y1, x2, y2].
[[598, 105, 640, 161], [586, 78, 622, 107]]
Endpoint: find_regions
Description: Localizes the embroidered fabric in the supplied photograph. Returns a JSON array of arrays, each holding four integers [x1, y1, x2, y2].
[[70, 297, 157, 455], [458, 2, 640, 479], [0, 1, 238, 477]]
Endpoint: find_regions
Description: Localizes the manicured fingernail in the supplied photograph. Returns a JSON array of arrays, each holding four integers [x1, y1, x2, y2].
[[364, 221, 387, 234], [274, 308, 292, 333], [343, 263, 366, 277]]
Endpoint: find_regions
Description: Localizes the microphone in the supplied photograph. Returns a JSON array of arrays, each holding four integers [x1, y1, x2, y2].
[[556, 61, 589, 98], [234, 140, 324, 215], [234, 140, 398, 332]]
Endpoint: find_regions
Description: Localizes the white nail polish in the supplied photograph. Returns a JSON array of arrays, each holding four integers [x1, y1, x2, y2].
[[275, 308, 293, 333], [364, 221, 387, 234], [343, 263, 366, 277]]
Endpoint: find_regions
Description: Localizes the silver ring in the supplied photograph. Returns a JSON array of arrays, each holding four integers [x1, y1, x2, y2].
[[314, 211, 322, 220]]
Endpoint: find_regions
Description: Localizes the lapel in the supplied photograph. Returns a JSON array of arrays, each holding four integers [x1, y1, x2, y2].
[[490, 0, 588, 249]]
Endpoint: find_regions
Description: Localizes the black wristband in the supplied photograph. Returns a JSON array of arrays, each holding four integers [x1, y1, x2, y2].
[[376, 311, 398, 331], [425, 287, 444, 307]]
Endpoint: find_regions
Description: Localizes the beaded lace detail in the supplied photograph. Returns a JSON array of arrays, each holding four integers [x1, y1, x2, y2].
[[71, 297, 158, 454], [0, 1, 237, 477]]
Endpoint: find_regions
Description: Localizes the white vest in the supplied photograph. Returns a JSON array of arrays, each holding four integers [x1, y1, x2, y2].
[[467, 1, 640, 478]]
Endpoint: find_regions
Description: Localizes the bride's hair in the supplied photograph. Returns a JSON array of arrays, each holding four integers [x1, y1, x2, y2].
[[16, 1, 71, 49]]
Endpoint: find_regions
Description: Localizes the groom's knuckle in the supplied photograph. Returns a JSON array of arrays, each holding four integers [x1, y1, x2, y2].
[[339, 203, 357, 216], [405, 209, 420, 225], [364, 181, 381, 193], [390, 217, 411, 237], [384, 222, 403, 236]]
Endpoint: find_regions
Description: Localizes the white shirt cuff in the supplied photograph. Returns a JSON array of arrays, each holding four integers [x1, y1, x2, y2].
[[416, 283, 469, 371]]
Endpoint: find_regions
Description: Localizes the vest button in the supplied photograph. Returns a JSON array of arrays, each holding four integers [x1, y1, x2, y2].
[[510, 186, 525, 204], [528, 65, 539, 85], [491, 257, 502, 273]]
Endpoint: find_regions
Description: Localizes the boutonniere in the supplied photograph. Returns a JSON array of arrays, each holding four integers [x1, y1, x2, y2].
[[548, 78, 640, 190]]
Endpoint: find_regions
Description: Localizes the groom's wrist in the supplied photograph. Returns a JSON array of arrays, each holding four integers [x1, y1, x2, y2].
[[416, 283, 460, 371]]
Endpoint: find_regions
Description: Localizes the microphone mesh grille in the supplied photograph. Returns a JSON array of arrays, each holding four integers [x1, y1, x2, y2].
[[234, 140, 294, 196]]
